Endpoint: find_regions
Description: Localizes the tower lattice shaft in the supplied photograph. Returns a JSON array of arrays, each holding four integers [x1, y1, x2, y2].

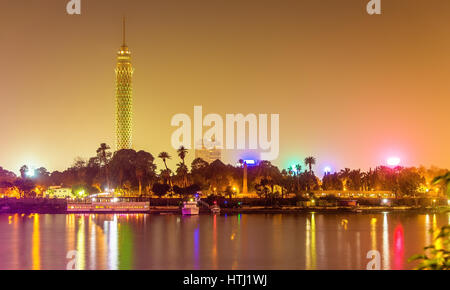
[[115, 18, 133, 150]]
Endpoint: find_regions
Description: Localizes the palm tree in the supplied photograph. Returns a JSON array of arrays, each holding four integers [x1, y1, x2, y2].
[[361, 171, 370, 191], [304, 156, 316, 173], [339, 168, 351, 190], [177, 146, 188, 186], [176, 163, 188, 183], [295, 164, 302, 176], [158, 152, 171, 170], [96, 143, 111, 165], [295, 164, 302, 190], [96, 143, 111, 189], [177, 146, 188, 165], [135, 151, 156, 196], [160, 168, 173, 185], [158, 152, 172, 187]]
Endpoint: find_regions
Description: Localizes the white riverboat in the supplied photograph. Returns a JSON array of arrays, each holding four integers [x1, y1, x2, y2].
[[182, 200, 199, 215], [67, 197, 149, 213]]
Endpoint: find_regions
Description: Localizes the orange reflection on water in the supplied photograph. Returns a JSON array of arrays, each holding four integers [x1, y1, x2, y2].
[[66, 214, 75, 253], [382, 213, 390, 270], [305, 213, 316, 270], [89, 215, 96, 269], [12, 214, 19, 268], [212, 214, 217, 269], [76, 216, 86, 270], [32, 214, 40, 270], [432, 214, 443, 250], [311, 214, 316, 269], [370, 218, 377, 251]]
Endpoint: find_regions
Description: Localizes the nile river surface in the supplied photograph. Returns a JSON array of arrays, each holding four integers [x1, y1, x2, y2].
[[0, 212, 448, 270]]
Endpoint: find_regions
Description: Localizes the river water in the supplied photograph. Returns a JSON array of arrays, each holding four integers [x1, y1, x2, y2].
[[0, 212, 448, 270]]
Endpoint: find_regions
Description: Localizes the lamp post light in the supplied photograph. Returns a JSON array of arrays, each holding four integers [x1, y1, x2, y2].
[[387, 157, 400, 167]]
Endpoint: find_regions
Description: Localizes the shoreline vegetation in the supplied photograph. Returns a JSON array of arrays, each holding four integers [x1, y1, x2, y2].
[[0, 143, 449, 215]]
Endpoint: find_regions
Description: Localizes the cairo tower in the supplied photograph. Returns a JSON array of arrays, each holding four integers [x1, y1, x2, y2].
[[115, 18, 134, 150]]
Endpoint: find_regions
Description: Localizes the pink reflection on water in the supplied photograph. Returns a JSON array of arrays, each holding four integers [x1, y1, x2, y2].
[[393, 223, 404, 270]]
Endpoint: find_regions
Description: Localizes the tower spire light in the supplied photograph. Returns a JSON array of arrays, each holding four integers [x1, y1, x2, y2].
[[122, 16, 126, 46]]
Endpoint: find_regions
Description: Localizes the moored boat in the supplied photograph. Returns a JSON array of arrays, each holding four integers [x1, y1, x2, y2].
[[67, 198, 149, 213], [210, 204, 221, 214], [182, 200, 199, 215]]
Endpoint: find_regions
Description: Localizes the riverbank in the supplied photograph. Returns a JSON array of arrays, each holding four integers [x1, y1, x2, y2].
[[0, 198, 67, 213], [1, 198, 448, 214], [149, 206, 448, 215]]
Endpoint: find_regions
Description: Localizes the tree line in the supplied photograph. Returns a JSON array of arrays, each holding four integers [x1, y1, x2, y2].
[[0, 143, 448, 198]]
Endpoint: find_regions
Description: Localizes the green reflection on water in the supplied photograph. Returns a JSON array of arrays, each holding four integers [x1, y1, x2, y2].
[[118, 217, 134, 270]]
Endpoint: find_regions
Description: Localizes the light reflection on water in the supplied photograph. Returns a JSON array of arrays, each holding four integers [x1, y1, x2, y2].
[[382, 213, 390, 270], [0, 212, 448, 270], [32, 214, 40, 270]]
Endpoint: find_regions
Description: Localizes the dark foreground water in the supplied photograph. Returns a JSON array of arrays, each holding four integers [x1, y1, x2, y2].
[[0, 212, 448, 270]]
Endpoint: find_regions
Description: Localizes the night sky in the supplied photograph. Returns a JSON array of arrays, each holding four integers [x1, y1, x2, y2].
[[1, 0, 450, 173]]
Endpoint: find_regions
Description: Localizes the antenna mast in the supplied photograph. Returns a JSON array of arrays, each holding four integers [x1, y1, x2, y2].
[[122, 16, 126, 46]]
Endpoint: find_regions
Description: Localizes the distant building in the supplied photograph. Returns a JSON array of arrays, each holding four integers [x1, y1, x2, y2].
[[235, 159, 259, 167], [0, 187, 20, 199], [194, 137, 222, 164], [45, 186, 73, 199]]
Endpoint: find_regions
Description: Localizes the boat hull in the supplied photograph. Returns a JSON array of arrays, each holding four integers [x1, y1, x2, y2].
[[182, 207, 199, 215]]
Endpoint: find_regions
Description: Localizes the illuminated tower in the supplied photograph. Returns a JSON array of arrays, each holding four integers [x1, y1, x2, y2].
[[115, 18, 134, 150]]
